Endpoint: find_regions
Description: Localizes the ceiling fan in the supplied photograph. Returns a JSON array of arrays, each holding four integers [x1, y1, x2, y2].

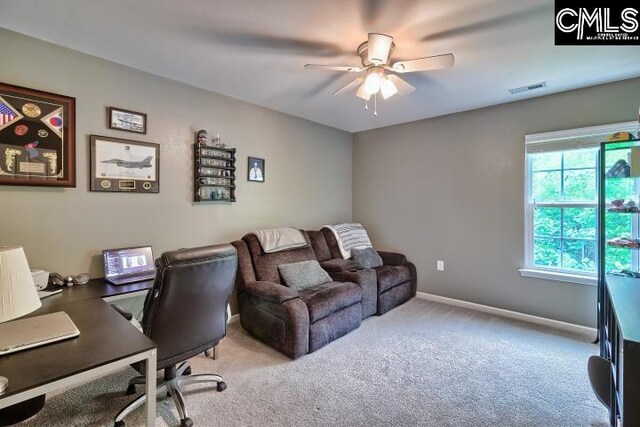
[[305, 33, 454, 115]]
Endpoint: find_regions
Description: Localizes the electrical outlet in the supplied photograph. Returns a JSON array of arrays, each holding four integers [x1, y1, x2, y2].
[[437, 260, 444, 271]]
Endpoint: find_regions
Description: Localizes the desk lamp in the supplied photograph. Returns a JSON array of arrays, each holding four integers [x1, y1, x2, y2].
[[0, 246, 42, 393]]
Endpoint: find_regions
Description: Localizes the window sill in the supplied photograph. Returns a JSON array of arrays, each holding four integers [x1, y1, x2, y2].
[[519, 268, 597, 286]]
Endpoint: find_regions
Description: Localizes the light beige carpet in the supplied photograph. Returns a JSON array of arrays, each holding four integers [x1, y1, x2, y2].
[[20, 298, 608, 426]]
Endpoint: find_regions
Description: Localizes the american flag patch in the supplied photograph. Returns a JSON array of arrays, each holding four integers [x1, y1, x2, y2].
[[0, 100, 17, 126]]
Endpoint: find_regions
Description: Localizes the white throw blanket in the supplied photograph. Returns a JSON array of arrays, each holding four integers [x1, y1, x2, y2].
[[322, 223, 373, 259], [251, 227, 307, 253]]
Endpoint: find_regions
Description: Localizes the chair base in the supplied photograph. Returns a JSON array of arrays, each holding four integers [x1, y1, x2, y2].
[[113, 361, 226, 427]]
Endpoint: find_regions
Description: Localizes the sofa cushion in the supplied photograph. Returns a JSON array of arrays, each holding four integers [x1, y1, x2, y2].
[[351, 247, 383, 269], [299, 281, 362, 323], [375, 265, 411, 293], [279, 260, 332, 291]]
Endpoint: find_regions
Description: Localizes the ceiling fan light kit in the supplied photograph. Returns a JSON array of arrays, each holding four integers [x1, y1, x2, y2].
[[305, 33, 454, 117]]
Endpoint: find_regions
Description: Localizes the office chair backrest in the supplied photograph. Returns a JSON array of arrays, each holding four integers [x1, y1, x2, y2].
[[141, 244, 237, 367]]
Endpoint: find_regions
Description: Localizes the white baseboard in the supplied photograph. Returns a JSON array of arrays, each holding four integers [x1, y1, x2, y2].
[[415, 291, 596, 337]]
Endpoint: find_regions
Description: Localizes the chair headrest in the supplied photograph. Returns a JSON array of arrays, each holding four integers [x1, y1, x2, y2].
[[158, 244, 236, 267]]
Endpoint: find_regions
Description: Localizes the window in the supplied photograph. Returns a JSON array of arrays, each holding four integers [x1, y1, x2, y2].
[[527, 148, 599, 275]]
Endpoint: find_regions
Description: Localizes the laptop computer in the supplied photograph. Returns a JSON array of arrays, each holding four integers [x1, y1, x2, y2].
[[103, 246, 156, 286], [0, 311, 80, 356]]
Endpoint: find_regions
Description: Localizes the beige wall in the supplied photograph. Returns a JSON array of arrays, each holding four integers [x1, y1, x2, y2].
[[0, 29, 352, 278], [354, 77, 640, 327]]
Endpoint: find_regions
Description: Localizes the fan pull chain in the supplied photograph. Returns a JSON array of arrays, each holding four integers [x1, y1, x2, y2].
[[374, 93, 377, 117], [365, 100, 368, 111]]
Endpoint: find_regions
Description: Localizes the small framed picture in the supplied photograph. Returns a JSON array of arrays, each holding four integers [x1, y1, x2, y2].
[[90, 135, 159, 193], [248, 156, 265, 182], [108, 107, 147, 134]]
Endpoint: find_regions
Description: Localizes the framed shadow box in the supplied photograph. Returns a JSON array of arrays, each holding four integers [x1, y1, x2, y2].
[[90, 135, 159, 193], [0, 83, 76, 187]]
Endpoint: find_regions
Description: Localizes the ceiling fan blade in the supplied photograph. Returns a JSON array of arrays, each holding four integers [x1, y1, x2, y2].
[[333, 77, 365, 96], [305, 64, 363, 72], [387, 75, 415, 96], [391, 53, 454, 73], [420, 4, 548, 43], [192, 28, 348, 57], [367, 33, 394, 65]]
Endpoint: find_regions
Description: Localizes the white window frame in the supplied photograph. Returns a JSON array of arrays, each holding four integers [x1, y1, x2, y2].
[[521, 121, 638, 286]]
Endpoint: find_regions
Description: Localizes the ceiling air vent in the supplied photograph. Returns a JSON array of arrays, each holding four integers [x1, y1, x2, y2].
[[509, 81, 547, 95]]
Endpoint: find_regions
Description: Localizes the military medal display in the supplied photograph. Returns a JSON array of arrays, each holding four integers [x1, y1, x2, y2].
[[0, 82, 76, 187], [89, 135, 160, 193]]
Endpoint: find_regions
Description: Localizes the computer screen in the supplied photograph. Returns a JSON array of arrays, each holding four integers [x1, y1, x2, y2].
[[103, 246, 155, 278]]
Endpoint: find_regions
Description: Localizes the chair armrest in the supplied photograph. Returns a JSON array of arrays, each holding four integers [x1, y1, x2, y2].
[[244, 280, 299, 304], [111, 304, 133, 321], [377, 251, 407, 266], [320, 258, 361, 273]]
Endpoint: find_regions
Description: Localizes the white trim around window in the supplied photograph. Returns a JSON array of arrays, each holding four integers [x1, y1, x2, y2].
[[519, 268, 597, 286]]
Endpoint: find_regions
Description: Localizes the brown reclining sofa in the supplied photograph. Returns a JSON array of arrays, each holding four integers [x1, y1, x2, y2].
[[231, 229, 416, 359]]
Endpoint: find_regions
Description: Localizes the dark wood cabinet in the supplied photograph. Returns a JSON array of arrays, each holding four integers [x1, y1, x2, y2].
[[597, 276, 640, 426]]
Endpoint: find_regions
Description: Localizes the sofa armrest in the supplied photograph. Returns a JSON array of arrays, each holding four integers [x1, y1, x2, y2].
[[244, 280, 299, 304], [329, 269, 377, 318], [377, 251, 407, 266], [320, 258, 361, 273]]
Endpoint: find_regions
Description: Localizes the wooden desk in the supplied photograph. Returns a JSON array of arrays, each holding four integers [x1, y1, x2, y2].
[[0, 280, 157, 426], [39, 278, 153, 309]]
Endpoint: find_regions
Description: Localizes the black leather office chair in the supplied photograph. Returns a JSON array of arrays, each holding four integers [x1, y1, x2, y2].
[[113, 244, 237, 427]]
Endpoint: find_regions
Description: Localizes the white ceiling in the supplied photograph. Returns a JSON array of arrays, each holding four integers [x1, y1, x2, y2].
[[1, 0, 639, 133]]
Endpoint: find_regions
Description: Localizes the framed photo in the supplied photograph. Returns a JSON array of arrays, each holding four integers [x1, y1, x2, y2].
[[248, 156, 265, 182], [108, 107, 147, 134], [0, 82, 76, 187], [90, 135, 159, 193]]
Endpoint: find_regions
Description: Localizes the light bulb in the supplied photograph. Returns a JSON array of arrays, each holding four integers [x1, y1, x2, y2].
[[364, 70, 381, 94], [380, 76, 398, 99]]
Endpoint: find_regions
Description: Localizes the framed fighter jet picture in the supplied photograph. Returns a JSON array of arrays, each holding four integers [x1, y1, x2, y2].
[[89, 135, 159, 193], [0, 82, 76, 187]]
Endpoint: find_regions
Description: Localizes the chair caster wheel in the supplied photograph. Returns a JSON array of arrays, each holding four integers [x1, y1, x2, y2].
[[183, 366, 192, 375], [180, 417, 193, 427], [217, 381, 227, 392], [114, 421, 125, 427], [125, 385, 136, 396]]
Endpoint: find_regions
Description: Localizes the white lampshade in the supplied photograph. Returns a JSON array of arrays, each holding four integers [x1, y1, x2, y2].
[[363, 70, 381, 94], [0, 247, 41, 323], [356, 84, 372, 101], [380, 77, 398, 99]]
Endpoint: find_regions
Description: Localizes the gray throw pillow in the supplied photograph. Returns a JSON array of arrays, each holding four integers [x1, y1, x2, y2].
[[279, 260, 332, 291], [351, 246, 383, 269]]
